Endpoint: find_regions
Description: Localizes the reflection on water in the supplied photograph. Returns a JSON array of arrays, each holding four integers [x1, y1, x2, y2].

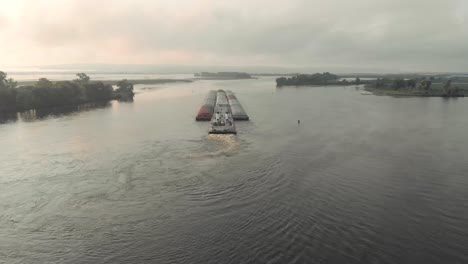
[[0, 112, 18, 124], [1, 77, 468, 264], [0, 102, 113, 124]]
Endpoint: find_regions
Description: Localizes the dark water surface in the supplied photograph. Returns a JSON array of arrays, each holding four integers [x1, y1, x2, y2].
[[1, 78, 468, 263]]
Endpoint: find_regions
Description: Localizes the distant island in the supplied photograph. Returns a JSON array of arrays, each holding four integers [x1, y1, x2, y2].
[[194, 72, 252, 79], [0, 72, 135, 113], [16, 78, 192, 87], [276, 72, 366, 86], [276, 72, 466, 97], [364, 76, 466, 97], [251, 73, 298, 77]]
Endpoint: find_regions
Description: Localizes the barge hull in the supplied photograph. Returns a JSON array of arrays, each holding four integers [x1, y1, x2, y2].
[[195, 90, 217, 121], [225, 90, 249, 121]]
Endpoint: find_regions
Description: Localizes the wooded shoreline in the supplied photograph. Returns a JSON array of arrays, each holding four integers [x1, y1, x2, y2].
[[0, 72, 137, 113]]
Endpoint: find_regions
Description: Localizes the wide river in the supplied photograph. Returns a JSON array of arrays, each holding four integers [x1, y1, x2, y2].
[[1, 77, 467, 263]]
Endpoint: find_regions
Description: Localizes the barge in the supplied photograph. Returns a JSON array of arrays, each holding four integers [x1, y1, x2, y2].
[[225, 90, 249, 120], [195, 90, 217, 121]]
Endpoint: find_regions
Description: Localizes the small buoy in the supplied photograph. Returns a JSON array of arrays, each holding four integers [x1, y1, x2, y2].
[[298, 119, 301, 125]]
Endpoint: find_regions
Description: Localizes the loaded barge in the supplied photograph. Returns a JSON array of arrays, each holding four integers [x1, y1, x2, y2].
[[226, 90, 249, 121], [195, 90, 217, 121], [195, 89, 249, 134]]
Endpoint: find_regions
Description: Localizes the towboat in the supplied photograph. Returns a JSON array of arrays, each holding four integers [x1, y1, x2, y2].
[[209, 110, 237, 134]]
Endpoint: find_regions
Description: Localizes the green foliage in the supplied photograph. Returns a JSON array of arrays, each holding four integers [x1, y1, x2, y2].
[[0, 71, 7, 88], [0, 87, 17, 112], [370, 78, 419, 90], [443, 80, 452, 94], [74, 73, 90, 83], [196, 72, 252, 79], [83, 82, 114, 102], [442, 79, 463, 97], [6, 78, 18, 89], [116, 79, 134, 93], [367, 77, 464, 97], [0, 71, 6, 82], [276, 72, 339, 86], [0, 71, 18, 112], [374, 78, 386, 88], [406, 79, 416, 88], [391, 79, 406, 90], [36, 78, 53, 88], [418, 80, 432, 91], [115, 79, 135, 100], [0, 71, 17, 90], [0, 71, 135, 113]]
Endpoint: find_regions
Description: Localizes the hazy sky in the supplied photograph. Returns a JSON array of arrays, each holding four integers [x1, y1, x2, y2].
[[1, 0, 468, 72]]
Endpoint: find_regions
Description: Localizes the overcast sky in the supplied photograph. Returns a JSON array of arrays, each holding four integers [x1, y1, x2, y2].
[[1, 0, 468, 72]]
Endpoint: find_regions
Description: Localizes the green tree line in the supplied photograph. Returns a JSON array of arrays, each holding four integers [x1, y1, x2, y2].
[[0, 72, 134, 113], [368, 77, 464, 97], [276, 72, 345, 86]]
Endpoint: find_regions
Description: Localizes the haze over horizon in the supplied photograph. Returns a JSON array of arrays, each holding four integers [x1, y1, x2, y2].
[[1, 0, 468, 73]]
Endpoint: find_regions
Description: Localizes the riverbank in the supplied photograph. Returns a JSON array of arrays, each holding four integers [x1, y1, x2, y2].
[[364, 87, 464, 97], [364, 80, 467, 97], [276, 73, 369, 87], [0, 72, 139, 114]]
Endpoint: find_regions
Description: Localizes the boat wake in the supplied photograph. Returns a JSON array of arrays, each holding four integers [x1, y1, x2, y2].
[[190, 134, 240, 159]]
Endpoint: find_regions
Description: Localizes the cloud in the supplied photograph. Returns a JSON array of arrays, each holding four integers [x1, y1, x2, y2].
[[1, 0, 468, 71]]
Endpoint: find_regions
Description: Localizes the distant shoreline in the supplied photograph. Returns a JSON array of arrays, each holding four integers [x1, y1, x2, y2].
[[364, 87, 466, 97], [193, 77, 256, 80], [194, 72, 252, 80], [17, 78, 193, 86]]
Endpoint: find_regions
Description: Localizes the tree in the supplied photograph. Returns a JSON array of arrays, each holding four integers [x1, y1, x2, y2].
[[74, 73, 90, 83], [418, 80, 432, 91], [0, 71, 18, 112], [276, 77, 287, 87], [0, 87, 17, 112], [442, 79, 462, 97], [36, 78, 53, 88], [116, 79, 133, 93], [443, 79, 452, 94], [0, 71, 7, 89], [83, 82, 113, 102], [355, 77, 361, 84], [391, 79, 405, 90], [54, 81, 84, 103], [275, 72, 339, 86], [374, 78, 385, 88], [406, 79, 416, 88], [0, 71, 16, 89], [115, 79, 135, 100], [6, 78, 17, 89]]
